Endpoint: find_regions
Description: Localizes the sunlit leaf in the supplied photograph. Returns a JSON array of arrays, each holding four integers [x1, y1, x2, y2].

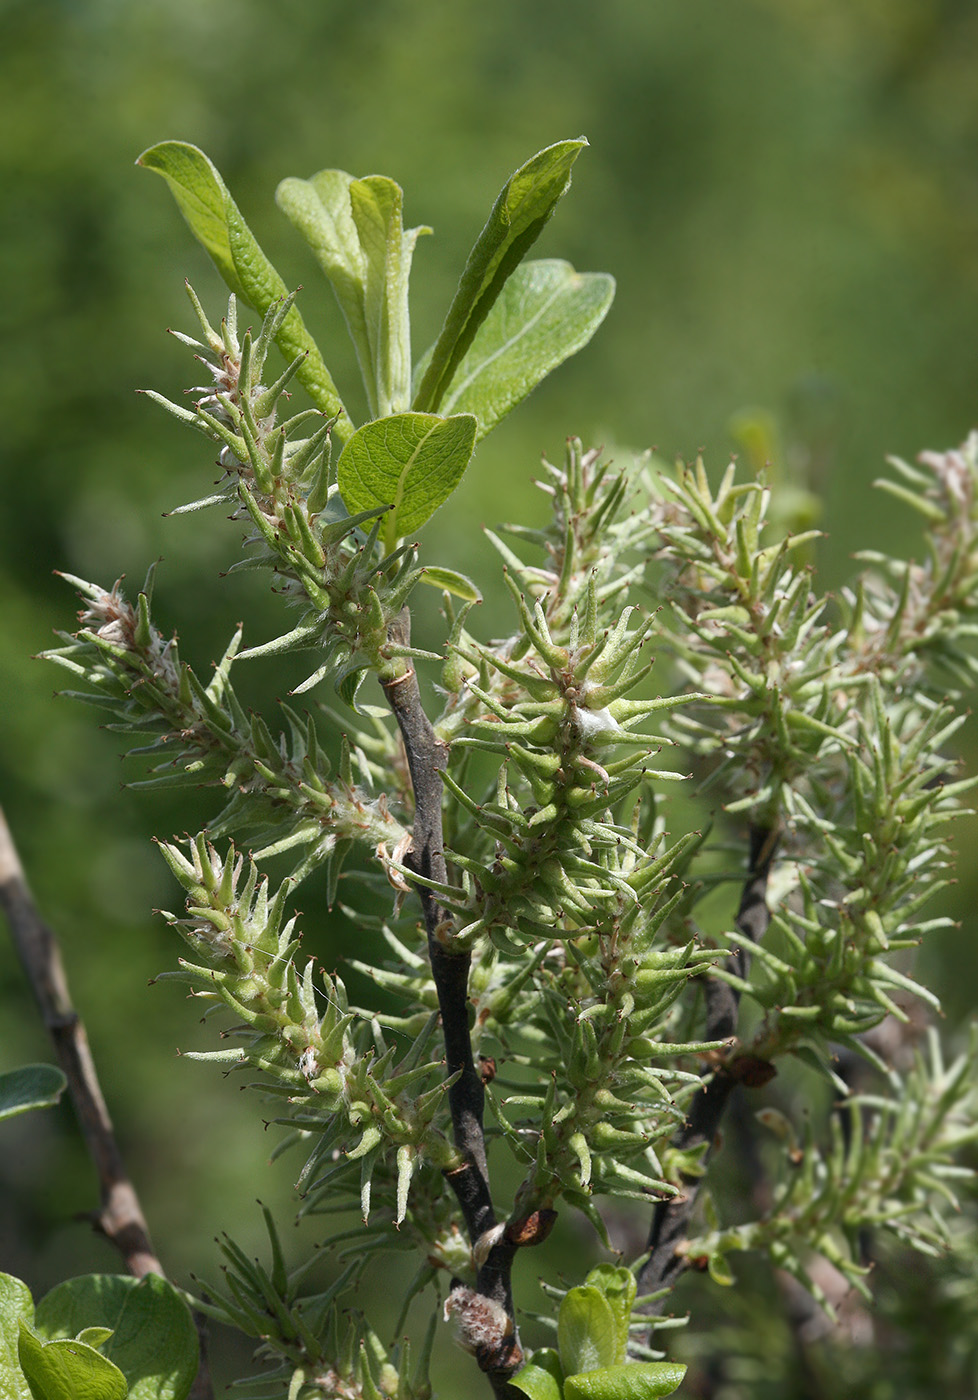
[[34, 1275, 198, 1400], [0, 1273, 35, 1400], [510, 1362, 564, 1400], [413, 138, 587, 415], [337, 412, 476, 551], [18, 1326, 127, 1400], [276, 169, 369, 379], [418, 566, 481, 601], [563, 1362, 687, 1399], [583, 1266, 636, 1364], [436, 259, 614, 439], [558, 1286, 617, 1378], [137, 141, 351, 437], [278, 170, 428, 419], [350, 175, 427, 416]]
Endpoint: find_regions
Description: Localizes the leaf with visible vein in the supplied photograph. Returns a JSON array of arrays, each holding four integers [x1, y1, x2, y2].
[[137, 141, 352, 440], [435, 259, 614, 439], [350, 175, 428, 416], [413, 138, 587, 415], [337, 413, 476, 552]]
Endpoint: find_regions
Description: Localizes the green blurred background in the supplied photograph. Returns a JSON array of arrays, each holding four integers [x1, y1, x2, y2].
[[2, 0, 977, 1394]]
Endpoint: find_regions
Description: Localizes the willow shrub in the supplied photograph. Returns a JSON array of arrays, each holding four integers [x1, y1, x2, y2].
[[4, 139, 978, 1400]]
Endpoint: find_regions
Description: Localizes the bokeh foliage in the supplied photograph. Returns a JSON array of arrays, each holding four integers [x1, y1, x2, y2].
[[2, 1, 977, 1396]]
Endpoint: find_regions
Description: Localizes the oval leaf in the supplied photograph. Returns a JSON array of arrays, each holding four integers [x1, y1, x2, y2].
[[76, 1330, 113, 1350], [0, 1066, 67, 1122], [510, 1363, 564, 1400], [563, 1362, 687, 1400], [349, 175, 425, 417], [438, 260, 614, 440], [278, 170, 427, 419], [529, 1348, 565, 1386], [18, 1326, 127, 1400], [337, 412, 476, 552], [413, 139, 587, 415], [558, 1286, 617, 1378], [1, 1273, 35, 1400], [137, 141, 352, 439], [34, 1275, 198, 1400], [706, 1251, 735, 1287], [136, 140, 244, 297], [418, 566, 482, 602], [276, 170, 370, 381], [583, 1266, 636, 1364]]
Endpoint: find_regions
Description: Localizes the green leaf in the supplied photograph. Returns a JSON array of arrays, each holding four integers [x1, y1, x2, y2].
[[563, 1362, 687, 1399], [706, 1251, 734, 1287], [18, 1326, 128, 1400], [276, 169, 370, 381], [418, 566, 482, 602], [558, 1287, 617, 1378], [0, 1273, 35, 1400], [583, 1267, 636, 1364], [136, 142, 352, 439], [350, 176, 427, 417], [413, 138, 587, 415], [136, 141, 244, 297], [34, 1275, 198, 1400], [278, 171, 428, 419], [75, 1331, 113, 1351], [337, 412, 477, 553], [530, 1349, 565, 1387], [435, 260, 614, 440], [510, 1363, 564, 1400], [0, 1066, 67, 1122]]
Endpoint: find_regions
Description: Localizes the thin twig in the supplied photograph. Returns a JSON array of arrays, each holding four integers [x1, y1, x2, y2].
[[639, 822, 778, 1301], [381, 612, 522, 1386], [0, 802, 162, 1275], [0, 802, 214, 1400]]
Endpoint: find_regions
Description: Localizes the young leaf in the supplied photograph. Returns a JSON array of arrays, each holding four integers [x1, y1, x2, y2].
[[413, 139, 587, 415], [706, 1251, 734, 1287], [278, 171, 428, 419], [0, 1273, 34, 1400], [563, 1362, 687, 1399], [337, 412, 477, 552], [136, 141, 352, 439], [0, 1066, 67, 1122], [136, 141, 246, 298], [350, 175, 428, 417], [434, 260, 615, 440], [558, 1286, 618, 1378], [34, 1275, 198, 1400], [76, 1330, 114, 1350], [419, 566, 482, 602], [276, 169, 370, 382], [18, 1325, 128, 1400], [510, 1362, 564, 1400], [583, 1266, 636, 1365]]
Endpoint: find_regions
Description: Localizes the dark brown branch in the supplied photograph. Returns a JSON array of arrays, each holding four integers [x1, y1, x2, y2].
[[0, 802, 163, 1276], [381, 614, 521, 1386], [0, 803, 214, 1400], [638, 822, 778, 1301]]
